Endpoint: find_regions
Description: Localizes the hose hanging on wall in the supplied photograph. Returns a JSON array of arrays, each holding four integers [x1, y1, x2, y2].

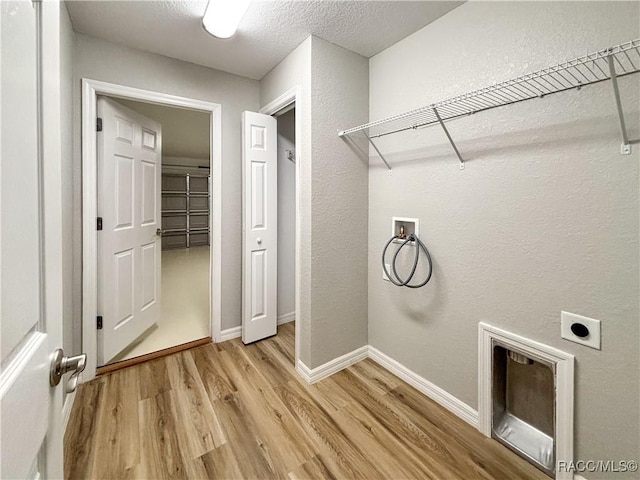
[[382, 234, 433, 288]]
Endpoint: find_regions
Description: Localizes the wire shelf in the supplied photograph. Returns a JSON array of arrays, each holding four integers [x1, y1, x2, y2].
[[338, 39, 640, 169]]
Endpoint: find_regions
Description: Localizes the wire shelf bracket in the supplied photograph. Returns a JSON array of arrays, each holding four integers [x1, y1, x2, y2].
[[607, 54, 632, 155], [433, 107, 465, 170], [339, 38, 640, 168], [363, 132, 392, 172]]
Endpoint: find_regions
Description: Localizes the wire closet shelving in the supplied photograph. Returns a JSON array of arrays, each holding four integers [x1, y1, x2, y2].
[[338, 39, 640, 171]]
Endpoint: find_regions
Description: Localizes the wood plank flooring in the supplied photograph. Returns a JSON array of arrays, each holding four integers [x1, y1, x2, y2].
[[65, 323, 548, 479]]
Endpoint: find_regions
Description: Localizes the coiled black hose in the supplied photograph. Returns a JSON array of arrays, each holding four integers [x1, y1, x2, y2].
[[382, 234, 433, 288]]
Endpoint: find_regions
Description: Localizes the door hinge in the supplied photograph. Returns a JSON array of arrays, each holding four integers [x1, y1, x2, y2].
[[97, 117, 103, 132], [97, 316, 103, 330], [97, 217, 102, 231]]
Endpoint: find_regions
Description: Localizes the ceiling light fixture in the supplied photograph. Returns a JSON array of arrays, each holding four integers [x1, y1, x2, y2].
[[202, 0, 252, 39]]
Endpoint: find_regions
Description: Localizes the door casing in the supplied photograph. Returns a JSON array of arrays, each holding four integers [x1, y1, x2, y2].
[[81, 79, 222, 380], [258, 86, 301, 374]]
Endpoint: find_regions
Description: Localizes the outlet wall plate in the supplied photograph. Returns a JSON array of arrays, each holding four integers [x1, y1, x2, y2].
[[561, 311, 601, 350], [383, 264, 391, 282]]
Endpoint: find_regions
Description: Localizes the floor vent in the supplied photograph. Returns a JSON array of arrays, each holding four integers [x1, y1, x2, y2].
[[493, 344, 555, 475], [478, 323, 575, 480]]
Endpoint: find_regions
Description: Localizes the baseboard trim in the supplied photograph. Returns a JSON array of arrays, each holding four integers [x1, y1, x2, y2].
[[296, 344, 478, 427], [297, 346, 369, 384], [220, 315, 294, 343], [368, 346, 479, 428], [277, 312, 295, 325], [296, 359, 313, 383], [221, 327, 479, 431], [219, 326, 241, 342]]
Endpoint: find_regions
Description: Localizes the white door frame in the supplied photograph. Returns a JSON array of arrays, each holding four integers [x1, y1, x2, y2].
[[81, 79, 222, 380], [258, 86, 301, 371]]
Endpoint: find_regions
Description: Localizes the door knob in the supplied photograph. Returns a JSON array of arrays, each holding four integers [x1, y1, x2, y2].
[[156, 228, 163, 237], [50, 349, 87, 393], [257, 237, 262, 244]]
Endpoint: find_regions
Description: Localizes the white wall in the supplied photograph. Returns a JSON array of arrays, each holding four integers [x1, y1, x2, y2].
[[72, 33, 260, 343], [261, 36, 369, 368], [277, 108, 296, 318], [368, 1, 639, 472]]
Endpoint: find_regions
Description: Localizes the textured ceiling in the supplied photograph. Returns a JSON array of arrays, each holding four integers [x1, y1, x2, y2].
[[66, 1, 463, 80], [114, 98, 210, 159]]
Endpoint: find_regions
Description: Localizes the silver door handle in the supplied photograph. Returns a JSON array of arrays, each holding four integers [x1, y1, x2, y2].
[[50, 349, 87, 393], [156, 228, 163, 237], [257, 237, 262, 244]]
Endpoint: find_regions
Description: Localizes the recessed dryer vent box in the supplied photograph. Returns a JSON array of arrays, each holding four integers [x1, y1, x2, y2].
[[391, 217, 419, 244]]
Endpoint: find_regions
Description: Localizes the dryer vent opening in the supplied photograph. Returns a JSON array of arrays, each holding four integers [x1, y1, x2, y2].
[[492, 344, 555, 477]]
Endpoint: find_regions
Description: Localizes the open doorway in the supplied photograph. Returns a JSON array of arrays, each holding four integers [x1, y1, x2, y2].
[[81, 79, 222, 380], [99, 97, 211, 366], [275, 107, 296, 358], [238, 98, 299, 366], [250, 87, 301, 369], [237, 88, 300, 368]]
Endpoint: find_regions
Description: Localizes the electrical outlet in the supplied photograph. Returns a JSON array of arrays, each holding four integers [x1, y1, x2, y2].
[[383, 264, 391, 282], [561, 311, 601, 350]]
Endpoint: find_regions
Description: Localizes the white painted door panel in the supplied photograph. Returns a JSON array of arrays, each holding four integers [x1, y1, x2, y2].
[[1, 0, 65, 477], [242, 111, 277, 344], [98, 97, 162, 364], [1, 0, 40, 362]]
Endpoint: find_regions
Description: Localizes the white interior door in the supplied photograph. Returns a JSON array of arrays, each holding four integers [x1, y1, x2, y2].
[[242, 111, 278, 344], [97, 97, 162, 364], [1, 0, 66, 478]]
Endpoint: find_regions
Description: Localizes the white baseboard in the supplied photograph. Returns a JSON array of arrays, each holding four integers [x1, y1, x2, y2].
[[296, 344, 477, 427], [220, 325, 478, 432], [63, 389, 77, 433], [278, 312, 295, 325], [368, 346, 479, 428], [219, 314, 294, 343], [219, 326, 241, 342], [296, 359, 313, 383], [297, 346, 369, 384]]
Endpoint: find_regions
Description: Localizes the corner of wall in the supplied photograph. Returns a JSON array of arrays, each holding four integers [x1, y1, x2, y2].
[[307, 36, 369, 368]]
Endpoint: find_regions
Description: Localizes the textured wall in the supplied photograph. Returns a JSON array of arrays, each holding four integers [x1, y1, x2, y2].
[[308, 36, 369, 367], [277, 109, 296, 318], [260, 36, 369, 368], [72, 34, 260, 341], [368, 1, 639, 472]]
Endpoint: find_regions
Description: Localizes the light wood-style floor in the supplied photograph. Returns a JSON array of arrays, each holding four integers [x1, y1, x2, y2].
[[65, 323, 547, 479]]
